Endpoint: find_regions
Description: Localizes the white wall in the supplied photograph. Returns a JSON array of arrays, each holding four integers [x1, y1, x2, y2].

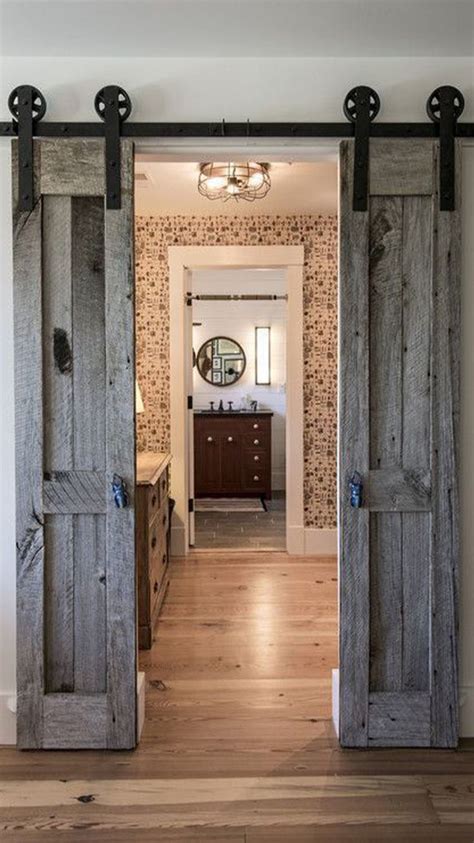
[[1, 55, 473, 741], [192, 269, 287, 490]]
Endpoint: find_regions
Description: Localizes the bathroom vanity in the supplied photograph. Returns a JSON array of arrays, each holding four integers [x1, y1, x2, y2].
[[194, 410, 273, 500]]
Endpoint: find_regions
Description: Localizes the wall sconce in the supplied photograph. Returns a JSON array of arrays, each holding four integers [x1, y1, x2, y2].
[[255, 327, 271, 385]]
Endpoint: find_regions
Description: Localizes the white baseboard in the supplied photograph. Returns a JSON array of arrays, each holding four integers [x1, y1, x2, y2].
[[304, 528, 337, 555], [287, 525, 305, 554], [137, 671, 145, 743], [0, 692, 16, 745], [286, 527, 337, 555], [332, 668, 339, 738], [460, 683, 474, 737]]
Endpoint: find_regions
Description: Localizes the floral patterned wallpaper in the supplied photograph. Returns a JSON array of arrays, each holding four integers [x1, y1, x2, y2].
[[135, 215, 337, 529]]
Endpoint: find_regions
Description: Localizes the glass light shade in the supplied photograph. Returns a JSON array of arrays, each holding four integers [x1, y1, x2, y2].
[[255, 327, 271, 385], [206, 175, 227, 189]]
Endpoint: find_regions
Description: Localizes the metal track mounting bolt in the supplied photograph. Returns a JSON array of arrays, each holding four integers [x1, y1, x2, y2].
[[427, 86, 464, 211], [95, 85, 132, 210], [8, 85, 46, 212], [343, 86, 380, 212]]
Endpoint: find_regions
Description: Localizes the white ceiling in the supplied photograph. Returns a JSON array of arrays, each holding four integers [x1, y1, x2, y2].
[[1, 0, 473, 57], [135, 161, 338, 216]]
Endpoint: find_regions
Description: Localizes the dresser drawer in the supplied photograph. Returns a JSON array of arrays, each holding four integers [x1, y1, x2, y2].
[[150, 530, 168, 606], [147, 466, 169, 521]]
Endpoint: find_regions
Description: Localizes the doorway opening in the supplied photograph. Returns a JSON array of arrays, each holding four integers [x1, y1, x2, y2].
[[134, 153, 339, 747], [190, 267, 288, 551]]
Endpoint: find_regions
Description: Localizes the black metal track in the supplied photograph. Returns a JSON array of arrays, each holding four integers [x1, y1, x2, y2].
[[1, 121, 474, 139]]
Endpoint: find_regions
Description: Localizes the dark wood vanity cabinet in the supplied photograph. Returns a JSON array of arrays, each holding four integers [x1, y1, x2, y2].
[[194, 412, 272, 499]]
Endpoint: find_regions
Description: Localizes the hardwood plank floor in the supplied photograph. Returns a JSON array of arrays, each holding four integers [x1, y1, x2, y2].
[[1, 551, 473, 842]]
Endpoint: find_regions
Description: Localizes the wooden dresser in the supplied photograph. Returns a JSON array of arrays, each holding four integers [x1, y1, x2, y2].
[[194, 411, 273, 500], [136, 452, 171, 649]]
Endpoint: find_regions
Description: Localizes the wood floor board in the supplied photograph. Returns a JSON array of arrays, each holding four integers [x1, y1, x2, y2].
[[1, 550, 473, 839], [246, 825, 474, 842]]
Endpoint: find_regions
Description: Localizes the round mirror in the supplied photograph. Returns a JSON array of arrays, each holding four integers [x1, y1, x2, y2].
[[196, 336, 246, 386]]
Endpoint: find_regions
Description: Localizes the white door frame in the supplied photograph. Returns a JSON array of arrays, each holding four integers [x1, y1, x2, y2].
[[169, 245, 305, 556]]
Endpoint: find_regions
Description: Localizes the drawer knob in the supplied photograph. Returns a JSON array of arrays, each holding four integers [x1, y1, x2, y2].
[[254, 455, 260, 462], [253, 475, 260, 481], [227, 436, 233, 442], [253, 423, 259, 429], [151, 535, 157, 549], [207, 436, 213, 442], [253, 438, 259, 445], [153, 580, 158, 593]]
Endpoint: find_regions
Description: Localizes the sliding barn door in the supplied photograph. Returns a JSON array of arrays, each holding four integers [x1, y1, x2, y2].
[[13, 139, 136, 749], [339, 139, 460, 747]]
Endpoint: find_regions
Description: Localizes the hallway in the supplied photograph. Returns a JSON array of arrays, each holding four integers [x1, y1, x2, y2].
[[1, 552, 474, 841]]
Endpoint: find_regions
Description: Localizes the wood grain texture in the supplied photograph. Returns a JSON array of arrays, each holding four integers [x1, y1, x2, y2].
[[368, 196, 403, 694], [340, 139, 460, 746], [43, 471, 106, 514], [1, 551, 473, 841], [43, 694, 107, 749], [338, 140, 369, 746], [71, 195, 107, 695], [368, 691, 430, 746], [369, 139, 433, 196], [12, 141, 44, 748], [42, 194, 75, 695], [366, 468, 431, 511], [13, 138, 136, 748], [430, 141, 461, 747], [39, 139, 105, 196], [105, 140, 136, 749], [401, 195, 432, 693]]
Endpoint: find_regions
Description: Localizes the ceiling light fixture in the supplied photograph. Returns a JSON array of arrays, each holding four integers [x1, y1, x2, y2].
[[198, 162, 271, 202]]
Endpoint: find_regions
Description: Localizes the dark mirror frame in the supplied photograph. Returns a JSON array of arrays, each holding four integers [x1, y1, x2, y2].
[[196, 336, 247, 387]]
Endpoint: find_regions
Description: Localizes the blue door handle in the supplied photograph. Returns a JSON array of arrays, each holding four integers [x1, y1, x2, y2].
[[112, 474, 129, 508], [350, 472, 363, 508]]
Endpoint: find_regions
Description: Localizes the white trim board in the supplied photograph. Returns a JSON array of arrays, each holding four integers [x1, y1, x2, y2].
[[169, 245, 305, 556]]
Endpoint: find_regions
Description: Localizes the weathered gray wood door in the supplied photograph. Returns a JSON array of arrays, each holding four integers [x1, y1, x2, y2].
[[13, 139, 136, 749], [339, 139, 460, 748]]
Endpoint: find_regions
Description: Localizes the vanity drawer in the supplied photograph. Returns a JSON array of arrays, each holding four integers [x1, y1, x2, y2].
[[241, 417, 271, 434], [243, 449, 269, 469], [243, 466, 270, 491], [242, 432, 269, 449]]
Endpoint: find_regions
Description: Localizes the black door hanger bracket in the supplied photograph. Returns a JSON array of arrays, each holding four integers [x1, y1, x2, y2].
[[427, 86, 464, 211], [95, 86, 132, 210], [343, 86, 380, 212], [8, 85, 46, 212]]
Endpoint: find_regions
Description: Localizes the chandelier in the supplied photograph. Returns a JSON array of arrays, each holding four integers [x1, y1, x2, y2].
[[198, 162, 271, 202]]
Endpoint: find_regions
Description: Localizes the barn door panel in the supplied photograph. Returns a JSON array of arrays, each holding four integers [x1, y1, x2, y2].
[[13, 139, 136, 749], [339, 139, 460, 748]]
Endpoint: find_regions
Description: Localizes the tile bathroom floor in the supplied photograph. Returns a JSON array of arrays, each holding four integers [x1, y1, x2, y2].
[[194, 492, 286, 550]]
